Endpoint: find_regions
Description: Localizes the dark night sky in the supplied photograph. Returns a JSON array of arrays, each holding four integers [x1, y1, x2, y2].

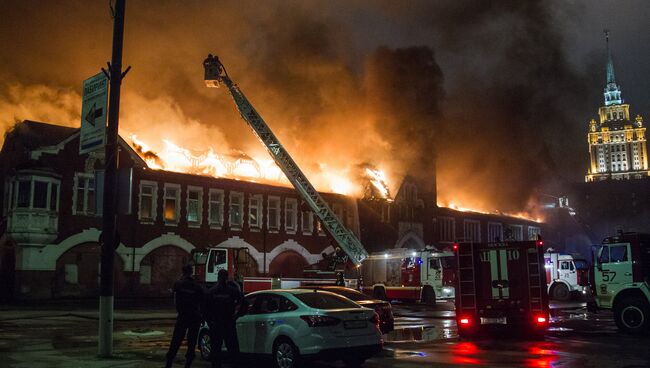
[[0, 0, 648, 212]]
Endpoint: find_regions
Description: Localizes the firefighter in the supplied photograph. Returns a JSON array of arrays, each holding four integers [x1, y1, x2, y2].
[[205, 269, 245, 368], [165, 264, 204, 368]]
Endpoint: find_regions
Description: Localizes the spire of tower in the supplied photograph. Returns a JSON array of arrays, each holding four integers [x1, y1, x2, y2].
[[605, 29, 616, 84], [603, 29, 622, 106]]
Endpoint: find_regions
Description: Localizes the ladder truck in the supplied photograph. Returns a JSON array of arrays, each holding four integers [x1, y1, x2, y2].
[[455, 240, 550, 338], [194, 54, 368, 290]]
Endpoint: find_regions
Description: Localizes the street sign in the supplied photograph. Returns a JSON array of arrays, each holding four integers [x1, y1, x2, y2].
[[80, 72, 109, 154]]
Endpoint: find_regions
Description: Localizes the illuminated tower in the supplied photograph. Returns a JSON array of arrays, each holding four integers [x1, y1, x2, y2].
[[586, 31, 649, 182]]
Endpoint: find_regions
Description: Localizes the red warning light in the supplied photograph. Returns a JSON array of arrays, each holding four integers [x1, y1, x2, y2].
[[536, 240, 544, 247], [536, 316, 547, 324], [460, 318, 470, 325], [453, 243, 459, 251]]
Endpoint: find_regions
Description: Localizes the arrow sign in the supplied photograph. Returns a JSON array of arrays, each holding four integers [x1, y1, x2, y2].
[[80, 73, 109, 154], [85, 103, 104, 127]]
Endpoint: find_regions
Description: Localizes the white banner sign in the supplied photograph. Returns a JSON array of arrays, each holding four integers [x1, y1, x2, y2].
[[79, 72, 109, 154]]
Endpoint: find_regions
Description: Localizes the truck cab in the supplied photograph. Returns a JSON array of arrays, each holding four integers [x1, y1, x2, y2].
[[544, 251, 590, 300], [593, 233, 650, 334], [360, 249, 455, 304]]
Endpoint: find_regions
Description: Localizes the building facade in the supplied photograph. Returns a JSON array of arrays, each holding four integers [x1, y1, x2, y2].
[[0, 120, 543, 300], [0, 121, 358, 299], [586, 33, 649, 181]]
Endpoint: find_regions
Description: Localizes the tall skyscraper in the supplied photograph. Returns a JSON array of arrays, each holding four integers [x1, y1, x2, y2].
[[586, 31, 649, 182]]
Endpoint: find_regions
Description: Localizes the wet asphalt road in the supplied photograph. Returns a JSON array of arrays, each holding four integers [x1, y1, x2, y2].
[[1, 300, 649, 367]]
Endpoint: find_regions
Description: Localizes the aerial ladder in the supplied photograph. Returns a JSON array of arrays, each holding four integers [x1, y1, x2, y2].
[[203, 54, 368, 266]]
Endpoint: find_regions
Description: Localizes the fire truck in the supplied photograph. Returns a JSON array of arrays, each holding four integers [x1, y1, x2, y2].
[[455, 240, 550, 338], [195, 55, 369, 289], [191, 246, 341, 293], [593, 232, 650, 334], [359, 248, 455, 305], [544, 251, 590, 301]]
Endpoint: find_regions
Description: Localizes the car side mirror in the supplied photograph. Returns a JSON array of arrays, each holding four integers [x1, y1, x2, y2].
[[596, 263, 602, 271]]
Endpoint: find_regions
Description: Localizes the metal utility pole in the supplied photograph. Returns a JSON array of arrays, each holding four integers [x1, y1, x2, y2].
[[99, 0, 126, 357]]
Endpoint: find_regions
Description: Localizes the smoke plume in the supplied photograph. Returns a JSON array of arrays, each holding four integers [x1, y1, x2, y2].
[[0, 0, 600, 213]]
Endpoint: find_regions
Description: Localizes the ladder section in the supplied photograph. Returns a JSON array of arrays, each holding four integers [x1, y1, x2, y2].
[[204, 56, 368, 265], [526, 247, 544, 312], [457, 243, 477, 312]]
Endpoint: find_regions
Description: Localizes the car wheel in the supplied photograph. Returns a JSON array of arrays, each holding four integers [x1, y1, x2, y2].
[[198, 330, 211, 361], [373, 286, 386, 301], [422, 286, 436, 306], [273, 338, 300, 368], [343, 356, 366, 367], [551, 283, 570, 301], [614, 296, 649, 334]]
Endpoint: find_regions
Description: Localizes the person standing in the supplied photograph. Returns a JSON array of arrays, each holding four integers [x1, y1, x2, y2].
[[205, 269, 245, 368], [165, 264, 204, 368]]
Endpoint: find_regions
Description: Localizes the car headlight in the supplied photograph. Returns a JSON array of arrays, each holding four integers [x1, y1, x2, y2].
[[442, 287, 453, 295]]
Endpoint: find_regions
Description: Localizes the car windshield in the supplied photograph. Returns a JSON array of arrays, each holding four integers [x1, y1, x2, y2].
[[295, 292, 360, 310], [573, 259, 588, 269], [321, 288, 367, 302]]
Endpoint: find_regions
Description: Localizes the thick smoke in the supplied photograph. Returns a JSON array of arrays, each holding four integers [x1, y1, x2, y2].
[[0, 1, 602, 212]]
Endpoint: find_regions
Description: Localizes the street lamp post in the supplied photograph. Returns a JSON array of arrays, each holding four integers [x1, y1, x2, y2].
[[98, 0, 127, 357]]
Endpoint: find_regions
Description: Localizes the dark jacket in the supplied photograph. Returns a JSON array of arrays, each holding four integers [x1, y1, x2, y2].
[[205, 280, 244, 324], [172, 275, 204, 321]]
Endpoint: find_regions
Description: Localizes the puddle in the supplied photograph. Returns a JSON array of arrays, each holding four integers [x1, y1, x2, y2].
[[123, 328, 165, 337]]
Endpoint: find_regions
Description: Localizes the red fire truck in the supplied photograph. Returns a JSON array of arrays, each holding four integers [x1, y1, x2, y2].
[[359, 248, 456, 305], [544, 251, 590, 301], [455, 240, 550, 338], [191, 247, 339, 293]]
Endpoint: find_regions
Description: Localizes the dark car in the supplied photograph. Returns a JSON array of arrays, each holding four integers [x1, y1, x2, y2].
[[298, 285, 394, 334]]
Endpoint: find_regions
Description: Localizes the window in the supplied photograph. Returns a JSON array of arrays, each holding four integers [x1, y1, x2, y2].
[[16, 180, 30, 208], [508, 225, 523, 241], [316, 218, 325, 236], [246, 294, 298, 315], [187, 186, 203, 226], [487, 222, 503, 242], [7, 175, 60, 216], [163, 184, 180, 224], [381, 204, 390, 223], [249, 194, 262, 229], [208, 189, 224, 227], [138, 181, 157, 222], [268, 196, 280, 230], [295, 292, 359, 310], [560, 261, 571, 270], [285, 198, 298, 233], [2, 180, 10, 216], [598, 246, 610, 264], [74, 174, 95, 215], [527, 226, 541, 240], [33, 181, 48, 209], [229, 191, 244, 229], [438, 217, 455, 242], [302, 210, 313, 234], [429, 258, 440, 271], [463, 220, 481, 242], [610, 245, 628, 262]]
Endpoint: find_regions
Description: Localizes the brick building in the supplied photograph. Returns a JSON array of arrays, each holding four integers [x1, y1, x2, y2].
[[0, 120, 543, 300]]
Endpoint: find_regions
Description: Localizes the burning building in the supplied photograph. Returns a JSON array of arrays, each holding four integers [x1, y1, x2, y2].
[[0, 120, 542, 300]]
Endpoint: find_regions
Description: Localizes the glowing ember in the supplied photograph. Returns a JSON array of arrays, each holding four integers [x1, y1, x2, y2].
[[441, 201, 542, 223]]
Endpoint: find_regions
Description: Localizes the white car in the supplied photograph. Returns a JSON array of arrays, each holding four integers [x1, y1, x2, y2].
[[198, 289, 383, 368]]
